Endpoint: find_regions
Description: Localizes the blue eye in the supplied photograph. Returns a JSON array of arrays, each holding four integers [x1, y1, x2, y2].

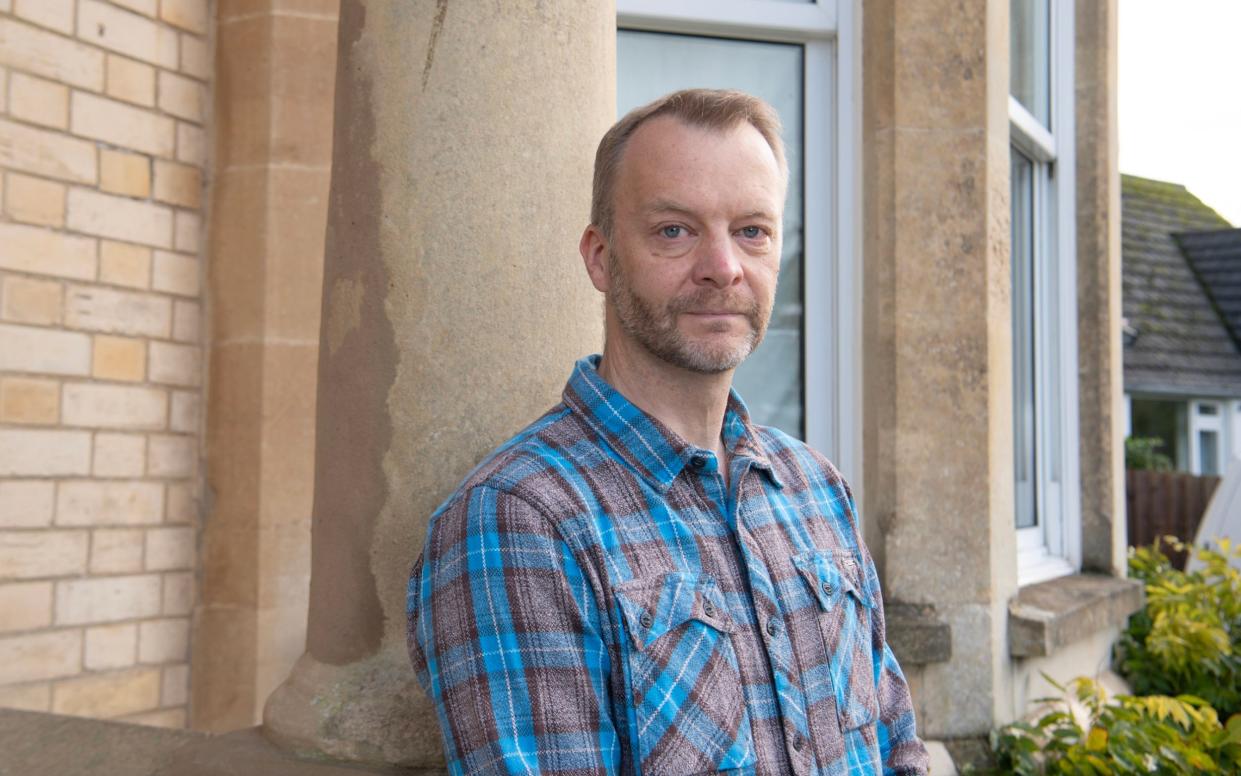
[[660, 225, 683, 239], [740, 226, 763, 239]]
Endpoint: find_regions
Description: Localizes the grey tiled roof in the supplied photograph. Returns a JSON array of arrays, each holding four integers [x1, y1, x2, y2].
[[1122, 175, 1241, 397], [1175, 228, 1241, 348]]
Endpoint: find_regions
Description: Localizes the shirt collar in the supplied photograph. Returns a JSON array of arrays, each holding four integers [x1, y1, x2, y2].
[[562, 355, 782, 492]]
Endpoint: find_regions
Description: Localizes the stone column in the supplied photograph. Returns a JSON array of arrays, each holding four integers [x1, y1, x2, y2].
[[198, 0, 340, 731], [1075, 0, 1124, 576], [262, 0, 613, 767], [862, 0, 1016, 749]]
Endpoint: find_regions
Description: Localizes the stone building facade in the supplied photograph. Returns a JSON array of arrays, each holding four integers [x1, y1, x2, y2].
[[0, 0, 1132, 772]]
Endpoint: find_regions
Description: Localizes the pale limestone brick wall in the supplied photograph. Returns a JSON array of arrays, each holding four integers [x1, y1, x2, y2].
[[0, 0, 209, 729]]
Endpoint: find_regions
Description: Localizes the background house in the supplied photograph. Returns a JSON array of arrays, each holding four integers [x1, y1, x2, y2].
[[1122, 174, 1241, 475], [0, 1, 1130, 772]]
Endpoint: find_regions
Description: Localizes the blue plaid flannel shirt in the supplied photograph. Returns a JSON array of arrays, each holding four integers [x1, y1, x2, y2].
[[408, 355, 929, 775]]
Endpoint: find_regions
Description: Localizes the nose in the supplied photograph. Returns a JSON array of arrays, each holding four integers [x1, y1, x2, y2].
[[692, 229, 743, 289]]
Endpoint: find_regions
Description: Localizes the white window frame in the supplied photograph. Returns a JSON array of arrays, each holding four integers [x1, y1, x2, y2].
[[1232, 402, 1241, 463], [1011, 0, 1081, 586], [1190, 400, 1224, 476], [615, 0, 864, 490]]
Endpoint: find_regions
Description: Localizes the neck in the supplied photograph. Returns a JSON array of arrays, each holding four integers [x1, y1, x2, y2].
[[596, 334, 733, 460]]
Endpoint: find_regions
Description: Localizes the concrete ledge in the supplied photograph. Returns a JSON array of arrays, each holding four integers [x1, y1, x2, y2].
[[886, 603, 952, 666], [0, 709, 444, 775], [1008, 574, 1145, 658]]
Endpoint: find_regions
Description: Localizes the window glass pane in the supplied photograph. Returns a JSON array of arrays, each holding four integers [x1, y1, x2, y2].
[[1010, 0, 1050, 127], [618, 30, 806, 437], [1197, 403, 1219, 416], [1012, 148, 1037, 528], [1199, 430, 1220, 476], [1130, 398, 1187, 470]]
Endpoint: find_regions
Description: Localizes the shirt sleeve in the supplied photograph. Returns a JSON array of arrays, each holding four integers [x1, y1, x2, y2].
[[407, 484, 620, 775]]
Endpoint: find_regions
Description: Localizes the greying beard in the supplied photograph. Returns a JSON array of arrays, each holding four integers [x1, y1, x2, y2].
[[606, 256, 768, 374]]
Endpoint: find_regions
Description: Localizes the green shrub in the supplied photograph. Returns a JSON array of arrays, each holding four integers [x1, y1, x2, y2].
[[976, 676, 1241, 775], [1115, 537, 1241, 717], [1124, 436, 1173, 471]]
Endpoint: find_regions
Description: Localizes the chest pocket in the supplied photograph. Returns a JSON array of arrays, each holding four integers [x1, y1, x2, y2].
[[792, 550, 880, 732], [615, 573, 755, 774]]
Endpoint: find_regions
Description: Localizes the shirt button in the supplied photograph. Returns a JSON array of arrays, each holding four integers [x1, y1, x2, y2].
[[703, 601, 716, 618], [821, 582, 833, 596], [639, 612, 653, 629], [765, 619, 779, 637], [792, 733, 806, 752], [690, 455, 706, 469]]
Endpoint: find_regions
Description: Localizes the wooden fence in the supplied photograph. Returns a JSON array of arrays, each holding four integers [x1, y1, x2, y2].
[[1126, 469, 1221, 568]]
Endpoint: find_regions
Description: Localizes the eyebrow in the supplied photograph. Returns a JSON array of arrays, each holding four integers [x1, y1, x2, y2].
[[642, 199, 779, 223]]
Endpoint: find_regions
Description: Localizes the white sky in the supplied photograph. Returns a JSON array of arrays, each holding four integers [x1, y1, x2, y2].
[[1119, 0, 1241, 225]]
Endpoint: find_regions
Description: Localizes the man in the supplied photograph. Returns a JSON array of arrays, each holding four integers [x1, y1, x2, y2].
[[408, 89, 929, 775]]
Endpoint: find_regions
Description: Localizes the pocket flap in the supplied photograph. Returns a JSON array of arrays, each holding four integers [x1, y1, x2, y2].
[[792, 550, 875, 610], [615, 573, 736, 650]]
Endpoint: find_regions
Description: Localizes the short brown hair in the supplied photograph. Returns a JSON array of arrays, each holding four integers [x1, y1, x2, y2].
[[590, 88, 788, 238]]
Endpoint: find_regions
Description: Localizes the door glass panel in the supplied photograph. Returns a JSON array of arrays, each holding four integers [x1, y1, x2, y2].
[[618, 30, 806, 437], [1011, 148, 1037, 529], [1200, 430, 1220, 476]]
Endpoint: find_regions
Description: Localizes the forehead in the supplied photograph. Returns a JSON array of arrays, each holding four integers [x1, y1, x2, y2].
[[614, 116, 786, 215]]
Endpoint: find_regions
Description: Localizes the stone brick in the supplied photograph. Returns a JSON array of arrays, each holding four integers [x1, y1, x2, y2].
[[172, 210, 200, 253], [54, 574, 161, 625], [0, 581, 53, 633], [4, 172, 65, 227], [148, 341, 199, 387], [0, 222, 96, 280], [51, 666, 161, 717], [89, 527, 145, 572], [105, 54, 156, 107], [160, 0, 209, 34], [8, 72, 68, 129], [175, 126, 204, 171], [169, 391, 199, 433], [144, 526, 194, 572], [0, 429, 91, 476], [0, 480, 54, 527], [70, 92, 175, 159], [99, 149, 151, 198], [64, 285, 171, 337], [138, 617, 189, 662], [92, 334, 146, 382], [160, 663, 188, 706], [0, 119, 96, 188], [0, 322, 90, 375], [0, 377, 59, 424], [0, 18, 104, 92], [161, 572, 193, 615], [157, 71, 203, 123], [1, 274, 62, 324], [62, 382, 167, 430], [164, 483, 195, 524], [84, 622, 137, 669], [0, 530, 88, 579], [152, 161, 200, 208], [0, 682, 51, 712], [124, 708, 187, 728], [93, 432, 146, 477], [110, 0, 157, 16], [180, 33, 210, 80], [13, 0, 75, 35], [147, 434, 195, 478], [56, 479, 163, 526], [0, 630, 81, 684], [172, 300, 200, 343], [152, 250, 199, 296], [99, 241, 151, 290], [67, 188, 173, 249], [0, 64, 6, 110], [77, 0, 178, 69]]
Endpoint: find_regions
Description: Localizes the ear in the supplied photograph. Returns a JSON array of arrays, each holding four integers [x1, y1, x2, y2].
[[579, 224, 611, 293]]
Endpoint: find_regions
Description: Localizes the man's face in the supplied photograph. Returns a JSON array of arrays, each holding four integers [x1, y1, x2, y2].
[[599, 117, 785, 374]]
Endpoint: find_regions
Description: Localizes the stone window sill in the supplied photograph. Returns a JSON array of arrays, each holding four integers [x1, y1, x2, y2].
[[1008, 573, 1145, 658]]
